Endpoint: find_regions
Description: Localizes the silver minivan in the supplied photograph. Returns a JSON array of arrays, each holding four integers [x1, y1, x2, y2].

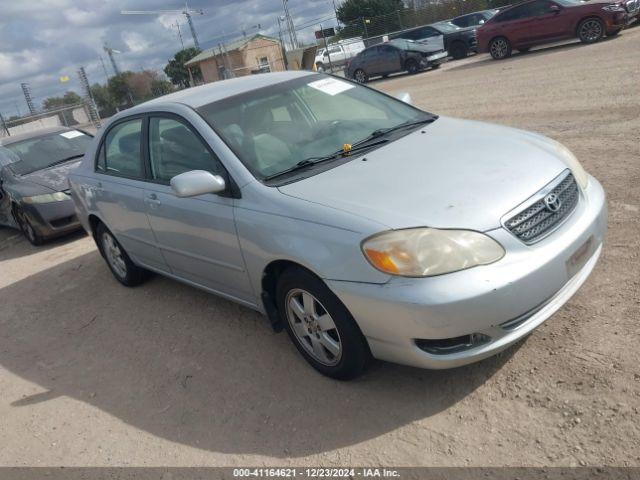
[[69, 72, 607, 379]]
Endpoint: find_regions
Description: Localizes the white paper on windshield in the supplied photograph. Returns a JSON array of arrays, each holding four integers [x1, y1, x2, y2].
[[60, 130, 84, 139], [308, 78, 354, 96]]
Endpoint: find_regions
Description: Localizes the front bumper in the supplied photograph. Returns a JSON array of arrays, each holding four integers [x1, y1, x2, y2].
[[327, 176, 607, 369], [22, 198, 82, 239]]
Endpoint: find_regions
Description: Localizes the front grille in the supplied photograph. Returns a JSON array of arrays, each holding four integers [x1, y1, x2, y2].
[[504, 171, 579, 244]]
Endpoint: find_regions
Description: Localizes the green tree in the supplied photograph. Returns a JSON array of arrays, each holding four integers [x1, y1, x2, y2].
[[42, 91, 83, 110], [336, 0, 404, 24], [90, 83, 117, 117], [107, 72, 135, 106], [164, 48, 202, 88]]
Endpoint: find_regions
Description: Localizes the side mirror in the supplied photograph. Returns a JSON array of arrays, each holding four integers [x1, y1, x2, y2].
[[170, 170, 226, 198], [395, 92, 413, 105], [549, 4, 561, 13]]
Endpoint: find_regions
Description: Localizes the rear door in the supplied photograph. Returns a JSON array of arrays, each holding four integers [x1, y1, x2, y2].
[[93, 117, 168, 272], [142, 114, 253, 303], [492, 2, 539, 45]]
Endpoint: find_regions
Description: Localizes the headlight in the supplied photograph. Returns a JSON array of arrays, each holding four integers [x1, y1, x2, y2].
[[602, 4, 625, 11], [23, 192, 69, 204], [362, 228, 505, 277], [553, 141, 589, 189]]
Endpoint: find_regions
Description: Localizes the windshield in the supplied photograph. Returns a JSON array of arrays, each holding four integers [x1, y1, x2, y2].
[[433, 22, 460, 33], [554, 0, 583, 5], [197, 75, 432, 180], [6, 130, 91, 175]]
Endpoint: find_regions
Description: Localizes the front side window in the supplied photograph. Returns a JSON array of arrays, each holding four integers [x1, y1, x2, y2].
[[98, 119, 143, 178], [6, 130, 91, 175], [148, 117, 224, 182], [197, 75, 433, 180]]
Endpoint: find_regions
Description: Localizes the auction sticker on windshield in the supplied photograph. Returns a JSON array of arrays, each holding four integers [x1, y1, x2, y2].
[[308, 78, 354, 96], [60, 130, 84, 139]]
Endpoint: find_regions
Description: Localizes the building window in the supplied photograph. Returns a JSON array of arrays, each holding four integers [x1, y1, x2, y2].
[[257, 57, 271, 73]]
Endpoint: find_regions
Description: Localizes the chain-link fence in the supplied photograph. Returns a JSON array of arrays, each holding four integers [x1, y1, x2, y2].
[[337, 0, 512, 41], [0, 103, 100, 138]]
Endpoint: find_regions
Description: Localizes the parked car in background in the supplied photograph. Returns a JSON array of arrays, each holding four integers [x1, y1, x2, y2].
[[314, 41, 365, 71], [451, 9, 500, 28], [346, 39, 448, 82], [0, 127, 91, 245], [69, 71, 606, 379], [393, 21, 478, 59], [477, 0, 628, 59]]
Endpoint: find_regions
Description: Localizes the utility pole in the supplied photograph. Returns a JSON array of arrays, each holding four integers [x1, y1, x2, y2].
[[77, 67, 101, 128], [99, 55, 110, 82], [103, 44, 122, 75], [20, 83, 36, 116], [282, 0, 298, 49], [184, 9, 200, 50], [173, 20, 185, 49]]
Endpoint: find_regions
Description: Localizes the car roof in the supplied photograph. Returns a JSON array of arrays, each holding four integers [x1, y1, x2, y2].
[[0, 126, 75, 146], [127, 71, 316, 112]]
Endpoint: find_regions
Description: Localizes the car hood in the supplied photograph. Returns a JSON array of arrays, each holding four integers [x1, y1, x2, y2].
[[18, 159, 82, 192], [278, 117, 569, 232]]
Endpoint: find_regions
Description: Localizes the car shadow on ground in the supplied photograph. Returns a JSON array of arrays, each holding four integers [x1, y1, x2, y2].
[[0, 228, 86, 261], [445, 36, 620, 73], [0, 249, 523, 457]]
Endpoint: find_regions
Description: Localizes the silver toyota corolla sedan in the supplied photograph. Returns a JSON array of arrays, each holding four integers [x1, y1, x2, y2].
[[69, 71, 607, 379]]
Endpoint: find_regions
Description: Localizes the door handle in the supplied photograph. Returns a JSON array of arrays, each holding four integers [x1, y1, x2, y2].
[[144, 193, 161, 207]]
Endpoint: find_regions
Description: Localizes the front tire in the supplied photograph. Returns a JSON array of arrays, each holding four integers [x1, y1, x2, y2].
[[578, 17, 604, 43], [489, 36, 512, 59], [353, 68, 368, 83], [405, 58, 419, 74], [96, 222, 148, 287], [276, 267, 371, 380], [13, 205, 44, 246]]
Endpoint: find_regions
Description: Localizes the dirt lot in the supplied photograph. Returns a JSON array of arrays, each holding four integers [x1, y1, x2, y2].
[[1, 29, 639, 467]]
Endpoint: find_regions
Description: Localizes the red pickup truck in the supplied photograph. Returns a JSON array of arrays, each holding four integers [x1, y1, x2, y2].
[[477, 0, 628, 59]]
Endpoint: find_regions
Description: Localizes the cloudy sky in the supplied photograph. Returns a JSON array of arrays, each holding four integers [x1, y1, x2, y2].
[[0, 0, 339, 118]]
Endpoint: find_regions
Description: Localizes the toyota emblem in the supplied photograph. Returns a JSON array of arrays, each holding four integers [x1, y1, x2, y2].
[[544, 193, 562, 212]]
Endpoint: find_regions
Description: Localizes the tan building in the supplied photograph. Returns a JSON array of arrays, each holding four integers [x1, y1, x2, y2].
[[185, 34, 286, 84]]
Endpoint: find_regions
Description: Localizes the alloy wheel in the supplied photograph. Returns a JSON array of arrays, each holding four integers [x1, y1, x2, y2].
[[354, 69, 366, 83], [490, 38, 509, 59], [102, 232, 128, 279], [580, 19, 602, 42], [285, 288, 342, 366]]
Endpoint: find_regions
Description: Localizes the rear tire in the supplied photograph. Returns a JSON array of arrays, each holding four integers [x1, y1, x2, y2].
[[489, 37, 512, 59], [449, 42, 468, 59], [353, 69, 368, 83], [405, 58, 419, 74], [13, 205, 44, 246], [578, 17, 604, 43], [276, 267, 371, 380], [96, 222, 148, 287]]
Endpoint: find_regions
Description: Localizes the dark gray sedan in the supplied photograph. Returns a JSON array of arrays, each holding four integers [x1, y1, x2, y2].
[[346, 39, 448, 83], [0, 127, 92, 245]]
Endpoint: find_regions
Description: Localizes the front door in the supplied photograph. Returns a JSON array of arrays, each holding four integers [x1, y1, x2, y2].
[[377, 44, 402, 74], [529, 0, 570, 41], [142, 114, 253, 304]]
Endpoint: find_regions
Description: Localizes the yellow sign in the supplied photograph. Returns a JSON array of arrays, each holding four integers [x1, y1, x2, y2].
[[59, 75, 70, 83]]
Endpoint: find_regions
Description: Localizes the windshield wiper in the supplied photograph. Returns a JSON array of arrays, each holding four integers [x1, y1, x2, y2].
[[353, 116, 437, 147], [263, 139, 389, 181], [47, 154, 84, 168]]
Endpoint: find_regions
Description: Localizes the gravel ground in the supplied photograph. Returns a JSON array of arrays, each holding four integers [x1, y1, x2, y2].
[[0, 29, 639, 467]]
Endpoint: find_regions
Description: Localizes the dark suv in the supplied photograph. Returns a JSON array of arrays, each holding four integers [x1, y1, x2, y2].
[[393, 22, 478, 59], [477, 0, 628, 59]]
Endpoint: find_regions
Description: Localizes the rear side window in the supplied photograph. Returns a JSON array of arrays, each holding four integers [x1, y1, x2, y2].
[[148, 117, 225, 183], [97, 119, 143, 178]]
